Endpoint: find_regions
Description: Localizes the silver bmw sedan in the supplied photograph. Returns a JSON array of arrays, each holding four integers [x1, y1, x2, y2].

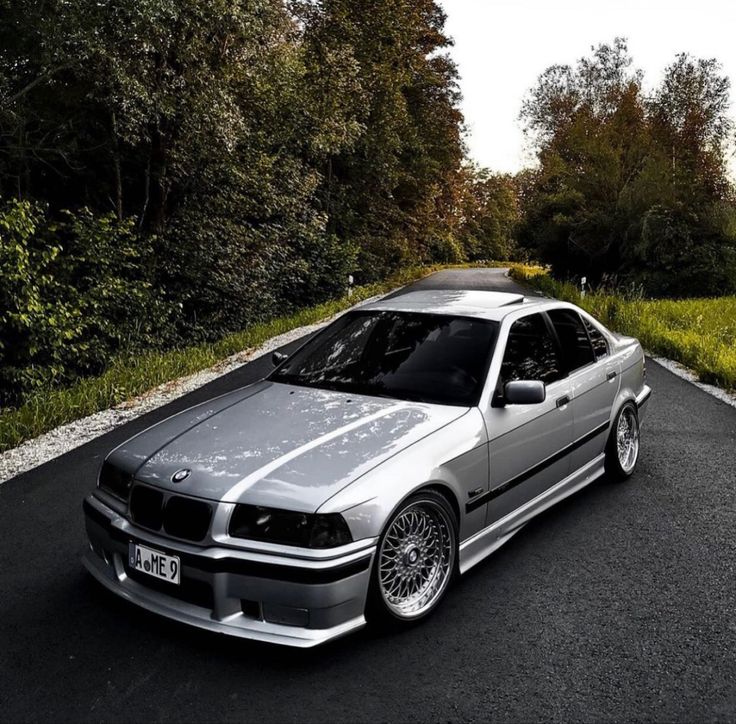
[[83, 289, 651, 647]]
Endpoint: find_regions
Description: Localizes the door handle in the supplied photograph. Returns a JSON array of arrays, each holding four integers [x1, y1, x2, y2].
[[556, 395, 570, 408], [607, 370, 617, 381]]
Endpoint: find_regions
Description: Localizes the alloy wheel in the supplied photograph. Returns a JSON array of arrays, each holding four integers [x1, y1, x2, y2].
[[616, 406, 640, 473], [377, 498, 455, 619]]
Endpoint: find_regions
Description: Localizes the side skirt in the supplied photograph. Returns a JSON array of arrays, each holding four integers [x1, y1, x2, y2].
[[458, 453, 606, 575]]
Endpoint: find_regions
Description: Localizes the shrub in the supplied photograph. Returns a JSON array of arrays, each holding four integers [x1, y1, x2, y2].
[[0, 199, 67, 403], [0, 201, 173, 407], [631, 205, 736, 297], [425, 233, 467, 264]]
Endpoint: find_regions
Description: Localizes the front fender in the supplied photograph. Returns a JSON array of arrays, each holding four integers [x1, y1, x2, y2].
[[317, 408, 489, 542]]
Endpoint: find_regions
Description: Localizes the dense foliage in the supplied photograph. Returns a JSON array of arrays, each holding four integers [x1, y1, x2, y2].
[[5, 14, 734, 415], [0, 199, 171, 402], [517, 39, 736, 296], [0, 0, 516, 408]]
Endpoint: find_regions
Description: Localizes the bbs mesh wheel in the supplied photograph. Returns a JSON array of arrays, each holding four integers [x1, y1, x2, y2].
[[368, 490, 457, 624], [606, 402, 640, 480]]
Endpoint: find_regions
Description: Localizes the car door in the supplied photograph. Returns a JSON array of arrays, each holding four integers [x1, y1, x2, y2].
[[479, 312, 575, 527], [546, 308, 620, 473]]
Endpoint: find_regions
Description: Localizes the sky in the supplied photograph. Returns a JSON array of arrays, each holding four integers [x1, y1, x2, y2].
[[438, 0, 736, 174]]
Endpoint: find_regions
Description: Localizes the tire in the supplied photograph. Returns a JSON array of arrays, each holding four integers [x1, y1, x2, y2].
[[367, 490, 458, 626], [605, 401, 640, 481]]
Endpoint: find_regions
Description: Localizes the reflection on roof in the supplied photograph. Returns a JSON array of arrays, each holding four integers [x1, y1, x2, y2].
[[360, 290, 549, 321]]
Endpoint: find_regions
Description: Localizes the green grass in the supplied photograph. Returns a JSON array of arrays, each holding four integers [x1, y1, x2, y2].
[[0, 261, 511, 453], [510, 267, 736, 393]]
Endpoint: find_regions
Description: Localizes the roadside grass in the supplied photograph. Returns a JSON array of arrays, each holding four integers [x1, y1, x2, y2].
[[510, 267, 736, 393], [0, 261, 511, 453]]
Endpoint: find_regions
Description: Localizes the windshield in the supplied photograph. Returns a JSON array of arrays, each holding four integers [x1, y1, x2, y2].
[[269, 310, 498, 406]]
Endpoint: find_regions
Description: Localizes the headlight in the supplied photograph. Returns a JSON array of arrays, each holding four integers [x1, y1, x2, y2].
[[98, 460, 134, 500], [229, 504, 353, 548]]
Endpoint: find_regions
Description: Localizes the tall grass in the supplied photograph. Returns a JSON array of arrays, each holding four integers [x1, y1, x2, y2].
[[0, 262, 506, 452], [510, 267, 736, 393]]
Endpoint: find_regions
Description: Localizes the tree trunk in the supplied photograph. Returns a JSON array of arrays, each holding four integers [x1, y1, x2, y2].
[[110, 111, 123, 220], [149, 123, 168, 234], [326, 157, 333, 231], [139, 155, 151, 231]]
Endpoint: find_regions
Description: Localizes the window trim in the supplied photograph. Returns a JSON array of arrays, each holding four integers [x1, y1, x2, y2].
[[581, 315, 610, 361], [481, 303, 617, 411]]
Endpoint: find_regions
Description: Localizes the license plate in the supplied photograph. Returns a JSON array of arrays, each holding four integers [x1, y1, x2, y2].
[[128, 542, 180, 584]]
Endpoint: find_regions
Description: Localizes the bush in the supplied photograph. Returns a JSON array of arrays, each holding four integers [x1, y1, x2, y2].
[[632, 205, 736, 297], [280, 231, 359, 308], [0, 200, 172, 407], [425, 233, 467, 264], [0, 199, 66, 403]]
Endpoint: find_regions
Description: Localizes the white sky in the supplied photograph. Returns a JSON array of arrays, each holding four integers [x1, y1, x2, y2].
[[439, 0, 736, 174]]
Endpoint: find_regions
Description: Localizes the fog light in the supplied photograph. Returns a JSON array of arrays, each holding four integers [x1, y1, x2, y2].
[[262, 603, 309, 627]]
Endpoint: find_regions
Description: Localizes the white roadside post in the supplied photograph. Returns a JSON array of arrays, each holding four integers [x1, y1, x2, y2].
[[347, 274, 354, 298], [581, 275, 587, 299]]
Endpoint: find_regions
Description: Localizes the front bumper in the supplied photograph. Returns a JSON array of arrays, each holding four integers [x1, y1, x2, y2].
[[82, 495, 375, 647]]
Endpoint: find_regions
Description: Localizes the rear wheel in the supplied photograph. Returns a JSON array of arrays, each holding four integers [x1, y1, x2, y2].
[[368, 490, 457, 625], [606, 401, 640, 480]]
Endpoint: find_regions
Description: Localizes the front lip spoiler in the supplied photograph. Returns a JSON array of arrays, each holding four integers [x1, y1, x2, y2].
[[82, 550, 366, 648]]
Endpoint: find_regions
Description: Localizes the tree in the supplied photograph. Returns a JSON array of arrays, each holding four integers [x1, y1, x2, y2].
[[519, 39, 651, 278], [0, 0, 469, 407], [518, 39, 736, 295], [649, 54, 734, 201], [458, 166, 519, 261], [297, 0, 464, 279]]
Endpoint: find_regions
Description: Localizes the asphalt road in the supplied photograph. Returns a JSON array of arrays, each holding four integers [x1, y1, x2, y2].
[[2, 268, 735, 723]]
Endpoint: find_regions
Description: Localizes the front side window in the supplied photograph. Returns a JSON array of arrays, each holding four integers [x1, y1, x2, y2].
[[499, 313, 563, 387], [548, 309, 595, 372], [270, 311, 498, 406]]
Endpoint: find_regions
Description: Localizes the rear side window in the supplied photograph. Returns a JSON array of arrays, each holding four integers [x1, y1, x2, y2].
[[582, 317, 609, 360], [499, 313, 563, 386], [548, 309, 595, 372]]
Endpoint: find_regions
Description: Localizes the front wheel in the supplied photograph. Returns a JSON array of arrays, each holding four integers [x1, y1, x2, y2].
[[605, 401, 640, 480], [367, 490, 457, 625]]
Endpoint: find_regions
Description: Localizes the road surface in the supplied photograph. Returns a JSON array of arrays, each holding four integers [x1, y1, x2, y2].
[[2, 268, 735, 722]]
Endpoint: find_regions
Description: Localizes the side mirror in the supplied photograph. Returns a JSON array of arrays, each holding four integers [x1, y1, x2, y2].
[[503, 380, 546, 405], [272, 351, 288, 367]]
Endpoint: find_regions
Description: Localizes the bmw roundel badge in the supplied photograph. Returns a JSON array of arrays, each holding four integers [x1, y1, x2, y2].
[[171, 468, 191, 483]]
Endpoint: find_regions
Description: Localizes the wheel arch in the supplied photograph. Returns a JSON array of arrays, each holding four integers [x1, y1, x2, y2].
[[421, 482, 461, 527], [610, 389, 639, 427], [381, 480, 461, 539]]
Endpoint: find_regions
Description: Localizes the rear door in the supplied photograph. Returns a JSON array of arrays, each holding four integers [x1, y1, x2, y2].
[[480, 312, 574, 526], [546, 308, 620, 473]]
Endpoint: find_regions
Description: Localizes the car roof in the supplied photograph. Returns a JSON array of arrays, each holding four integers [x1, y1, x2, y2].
[[359, 289, 556, 322]]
